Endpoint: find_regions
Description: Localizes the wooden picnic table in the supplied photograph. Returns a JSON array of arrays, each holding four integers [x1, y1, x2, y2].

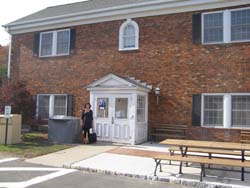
[[160, 139, 250, 159], [160, 139, 250, 180], [161, 139, 250, 150]]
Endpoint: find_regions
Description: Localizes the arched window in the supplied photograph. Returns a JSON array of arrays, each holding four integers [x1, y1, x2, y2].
[[119, 19, 139, 51]]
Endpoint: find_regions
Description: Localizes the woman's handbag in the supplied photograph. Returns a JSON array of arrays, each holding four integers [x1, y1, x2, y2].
[[88, 128, 97, 144]]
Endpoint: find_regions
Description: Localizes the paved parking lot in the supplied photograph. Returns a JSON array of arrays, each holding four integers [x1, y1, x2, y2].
[[0, 158, 188, 188], [0, 158, 76, 188]]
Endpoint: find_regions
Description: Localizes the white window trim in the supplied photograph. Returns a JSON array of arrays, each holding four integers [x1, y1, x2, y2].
[[39, 29, 70, 57], [119, 19, 139, 51], [39, 31, 53, 57], [201, 93, 224, 128], [36, 94, 68, 120], [202, 7, 250, 45], [201, 10, 225, 45], [201, 93, 250, 129]]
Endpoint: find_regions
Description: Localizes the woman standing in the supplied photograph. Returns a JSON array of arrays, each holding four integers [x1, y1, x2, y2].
[[81, 103, 93, 144]]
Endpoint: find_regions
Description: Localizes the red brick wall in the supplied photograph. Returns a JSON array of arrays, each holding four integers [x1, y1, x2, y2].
[[11, 5, 250, 142]]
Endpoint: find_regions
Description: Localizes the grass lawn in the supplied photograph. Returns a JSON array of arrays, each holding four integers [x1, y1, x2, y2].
[[0, 132, 72, 158]]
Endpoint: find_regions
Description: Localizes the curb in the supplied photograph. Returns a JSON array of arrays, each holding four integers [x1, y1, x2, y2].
[[63, 164, 248, 188]]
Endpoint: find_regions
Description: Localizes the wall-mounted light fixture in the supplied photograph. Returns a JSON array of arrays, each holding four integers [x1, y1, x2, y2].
[[154, 88, 160, 105]]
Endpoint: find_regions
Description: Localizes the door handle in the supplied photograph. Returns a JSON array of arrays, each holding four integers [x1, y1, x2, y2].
[[112, 117, 114, 124]]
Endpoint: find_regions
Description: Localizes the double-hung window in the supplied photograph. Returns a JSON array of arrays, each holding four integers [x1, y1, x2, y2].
[[37, 94, 68, 120], [123, 25, 137, 48], [202, 7, 250, 44], [202, 94, 250, 128], [54, 95, 67, 116], [40, 29, 70, 57], [231, 9, 250, 41], [37, 95, 50, 119], [119, 19, 139, 51], [203, 12, 224, 44], [137, 95, 146, 123], [232, 96, 250, 128], [203, 95, 224, 127]]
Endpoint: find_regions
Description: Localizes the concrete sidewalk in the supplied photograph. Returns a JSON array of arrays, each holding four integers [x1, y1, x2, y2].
[[68, 143, 250, 188], [25, 142, 119, 167]]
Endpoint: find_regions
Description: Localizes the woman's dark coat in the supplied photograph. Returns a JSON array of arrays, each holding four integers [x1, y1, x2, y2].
[[81, 110, 93, 130]]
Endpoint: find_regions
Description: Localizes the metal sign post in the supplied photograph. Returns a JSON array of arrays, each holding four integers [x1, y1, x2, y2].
[[4, 106, 11, 146]]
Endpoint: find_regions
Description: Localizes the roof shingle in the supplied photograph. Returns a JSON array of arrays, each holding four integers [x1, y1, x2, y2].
[[9, 0, 156, 25]]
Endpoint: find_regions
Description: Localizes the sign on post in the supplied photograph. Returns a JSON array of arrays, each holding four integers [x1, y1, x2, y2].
[[4, 105, 11, 145], [4, 106, 11, 119]]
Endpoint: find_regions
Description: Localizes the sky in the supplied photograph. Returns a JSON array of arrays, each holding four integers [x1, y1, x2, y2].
[[0, 0, 85, 46]]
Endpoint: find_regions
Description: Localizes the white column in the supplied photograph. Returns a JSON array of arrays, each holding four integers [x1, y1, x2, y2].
[[145, 94, 149, 141], [130, 94, 137, 145], [224, 94, 231, 128], [89, 92, 94, 116], [89, 92, 95, 132]]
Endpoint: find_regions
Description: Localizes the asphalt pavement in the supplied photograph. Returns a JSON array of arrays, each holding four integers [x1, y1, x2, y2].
[[28, 170, 189, 188], [0, 158, 190, 188]]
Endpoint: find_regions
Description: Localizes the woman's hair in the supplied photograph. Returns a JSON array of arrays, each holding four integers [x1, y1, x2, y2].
[[84, 102, 92, 109]]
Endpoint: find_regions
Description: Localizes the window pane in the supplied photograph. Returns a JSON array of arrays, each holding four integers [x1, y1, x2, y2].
[[115, 98, 128, 119], [40, 33, 53, 56], [137, 95, 146, 122], [124, 25, 135, 36], [231, 9, 250, 41], [123, 24, 136, 48], [56, 30, 70, 55], [203, 96, 223, 126], [203, 13, 223, 43], [38, 95, 50, 119], [124, 36, 136, 48], [54, 95, 67, 116], [97, 98, 109, 118], [232, 96, 250, 127]]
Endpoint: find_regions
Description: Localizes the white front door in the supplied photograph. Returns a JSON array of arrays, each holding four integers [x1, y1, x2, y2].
[[94, 94, 131, 144], [112, 96, 131, 144], [94, 96, 112, 142]]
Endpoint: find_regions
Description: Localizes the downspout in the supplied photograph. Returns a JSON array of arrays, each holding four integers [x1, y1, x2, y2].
[[7, 34, 12, 79]]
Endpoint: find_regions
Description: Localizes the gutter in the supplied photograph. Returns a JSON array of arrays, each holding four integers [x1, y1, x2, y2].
[[7, 35, 12, 79]]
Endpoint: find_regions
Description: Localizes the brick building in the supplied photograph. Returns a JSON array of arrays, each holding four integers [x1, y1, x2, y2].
[[3, 0, 250, 144]]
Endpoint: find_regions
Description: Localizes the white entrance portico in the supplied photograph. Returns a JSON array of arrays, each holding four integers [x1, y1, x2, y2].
[[87, 74, 152, 145]]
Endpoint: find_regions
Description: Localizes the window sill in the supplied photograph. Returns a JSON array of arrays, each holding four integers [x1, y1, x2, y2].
[[119, 47, 139, 52], [202, 125, 223, 128], [201, 126, 250, 130], [202, 39, 250, 45], [38, 53, 70, 58]]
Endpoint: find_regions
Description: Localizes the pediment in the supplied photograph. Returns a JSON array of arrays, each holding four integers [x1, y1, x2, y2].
[[87, 73, 152, 92], [96, 78, 128, 87], [87, 74, 133, 88]]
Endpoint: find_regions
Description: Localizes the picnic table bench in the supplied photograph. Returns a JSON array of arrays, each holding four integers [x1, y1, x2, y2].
[[154, 154, 250, 181], [168, 146, 250, 168]]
